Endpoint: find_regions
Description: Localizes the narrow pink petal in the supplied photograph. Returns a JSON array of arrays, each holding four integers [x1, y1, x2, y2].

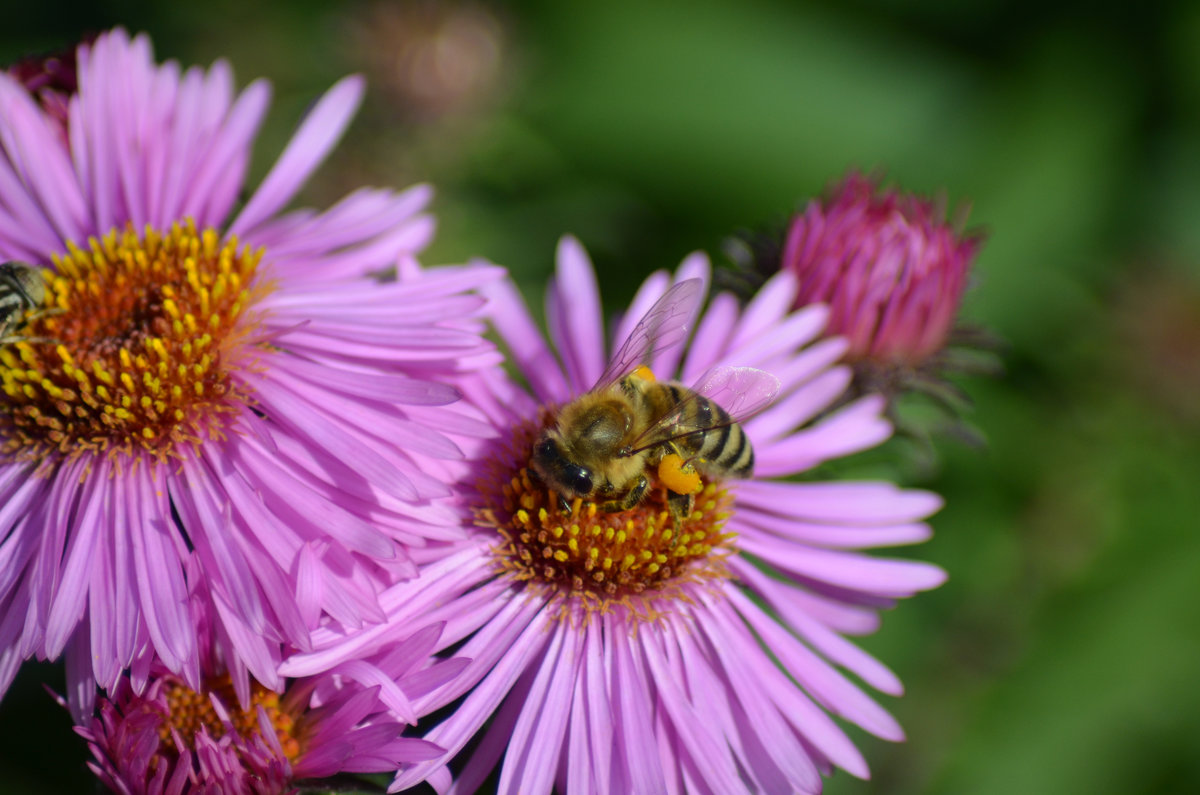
[[0, 604, 25, 699], [229, 76, 364, 236], [442, 665, 535, 795], [391, 603, 552, 791], [108, 465, 138, 670], [24, 456, 89, 654], [639, 626, 745, 792], [331, 660, 417, 724], [295, 544, 325, 629], [63, 628, 97, 724], [267, 365, 462, 460], [749, 370, 851, 444], [680, 292, 739, 383], [755, 399, 893, 476], [44, 463, 108, 656], [607, 613, 668, 794], [652, 260, 710, 377], [666, 626, 768, 790], [286, 548, 484, 677], [611, 269, 671, 354], [481, 277, 570, 404], [209, 588, 282, 691], [711, 591, 871, 778], [227, 431, 396, 560], [731, 557, 883, 636], [768, 338, 849, 403], [498, 623, 578, 795], [737, 509, 933, 549], [171, 457, 267, 632], [87, 529, 119, 691], [729, 271, 799, 350], [129, 466, 195, 682], [248, 375, 419, 501], [0, 75, 88, 242], [684, 611, 823, 792], [789, 608, 904, 696], [546, 236, 606, 393], [184, 79, 271, 227], [260, 184, 431, 255], [728, 589, 904, 740], [737, 479, 944, 524], [0, 469, 47, 598], [138, 57, 179, 227], [740, 530, 947, 596], [583, 620, 613, 794], [723, 306, 831, 370]]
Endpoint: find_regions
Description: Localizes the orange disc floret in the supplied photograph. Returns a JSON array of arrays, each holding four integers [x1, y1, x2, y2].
[[475, 419, 736, 619], [0, 220, 271, 466]]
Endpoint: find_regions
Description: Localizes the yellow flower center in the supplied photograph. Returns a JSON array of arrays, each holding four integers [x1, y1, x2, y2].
[[476, 419, 736, 619], [0, 220, 269, 467], [158, 676, 303, 762]]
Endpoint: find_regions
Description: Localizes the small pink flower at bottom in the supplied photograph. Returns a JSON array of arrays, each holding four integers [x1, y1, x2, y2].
[[72, 613, 463, 795], [284, 238, 946, 794]]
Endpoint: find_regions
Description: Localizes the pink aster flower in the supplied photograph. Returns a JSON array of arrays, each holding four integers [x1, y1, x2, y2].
[[784, 172, 982, 383], [0, 28, 498, 715], [283, 237, 946, 794], [71, 561, 465, 794]]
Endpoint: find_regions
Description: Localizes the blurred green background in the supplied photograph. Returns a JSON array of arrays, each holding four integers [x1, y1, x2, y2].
[[3, 0, 1200, 793]]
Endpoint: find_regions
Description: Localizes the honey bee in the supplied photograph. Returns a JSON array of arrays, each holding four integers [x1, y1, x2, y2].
[[531, 278, 781, 527], [0, 261, 51, 345]]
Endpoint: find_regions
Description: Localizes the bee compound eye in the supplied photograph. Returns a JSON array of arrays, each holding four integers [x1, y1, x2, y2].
[[570, 468, 593, 495]]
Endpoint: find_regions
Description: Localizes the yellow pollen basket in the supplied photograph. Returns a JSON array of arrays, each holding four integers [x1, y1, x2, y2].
[[0, 220, 268, 465], [631, 364, 656, 382], [658, 452, 702, 495]]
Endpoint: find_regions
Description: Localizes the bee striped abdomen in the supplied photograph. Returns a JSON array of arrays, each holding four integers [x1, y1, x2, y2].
[[673, 391, 754, 478], [702, 398, 754, 476]]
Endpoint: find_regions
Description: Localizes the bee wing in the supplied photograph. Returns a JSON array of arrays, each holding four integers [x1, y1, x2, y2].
[[594, 278, 704, 390], [690, 365, 782, 422], [628, 366, 782, 454]]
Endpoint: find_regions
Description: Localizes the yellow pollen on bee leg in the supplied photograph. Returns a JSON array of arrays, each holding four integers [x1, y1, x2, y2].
[[658, 453, 702, 495]]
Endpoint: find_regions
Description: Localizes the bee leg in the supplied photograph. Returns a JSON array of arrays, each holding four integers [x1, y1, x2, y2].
[[26, 307, 65, 321], [666, 490, 695, 532], [598, 475, 649, 513], [664, 489, 695, 552]]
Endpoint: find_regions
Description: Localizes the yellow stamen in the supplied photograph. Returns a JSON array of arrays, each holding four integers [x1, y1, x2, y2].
[[0, 220, 271, 467]]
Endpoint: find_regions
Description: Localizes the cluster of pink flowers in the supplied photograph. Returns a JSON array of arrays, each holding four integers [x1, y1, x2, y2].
[[0, 30, 984, 795]]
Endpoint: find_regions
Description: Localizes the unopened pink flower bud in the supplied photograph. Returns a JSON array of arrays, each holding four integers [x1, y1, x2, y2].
[[784, 172, 981, 366]]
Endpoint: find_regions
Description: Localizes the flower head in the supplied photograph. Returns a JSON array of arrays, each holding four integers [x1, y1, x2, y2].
[[783, 172, 982, 391], [72, 567, 462, 794], [0, 28, 498, 713], [284, 237, 946, 794], [5, 36, 88, 137]]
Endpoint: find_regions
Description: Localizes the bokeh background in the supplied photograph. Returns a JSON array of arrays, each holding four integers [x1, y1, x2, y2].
[[3, 1, 1199, 793]]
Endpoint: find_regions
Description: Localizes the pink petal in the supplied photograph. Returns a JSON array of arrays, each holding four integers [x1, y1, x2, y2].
[[230, 76, 364, 236]]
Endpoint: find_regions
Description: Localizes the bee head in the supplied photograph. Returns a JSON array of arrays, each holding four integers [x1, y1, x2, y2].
[[531, 433, 594, 497]]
